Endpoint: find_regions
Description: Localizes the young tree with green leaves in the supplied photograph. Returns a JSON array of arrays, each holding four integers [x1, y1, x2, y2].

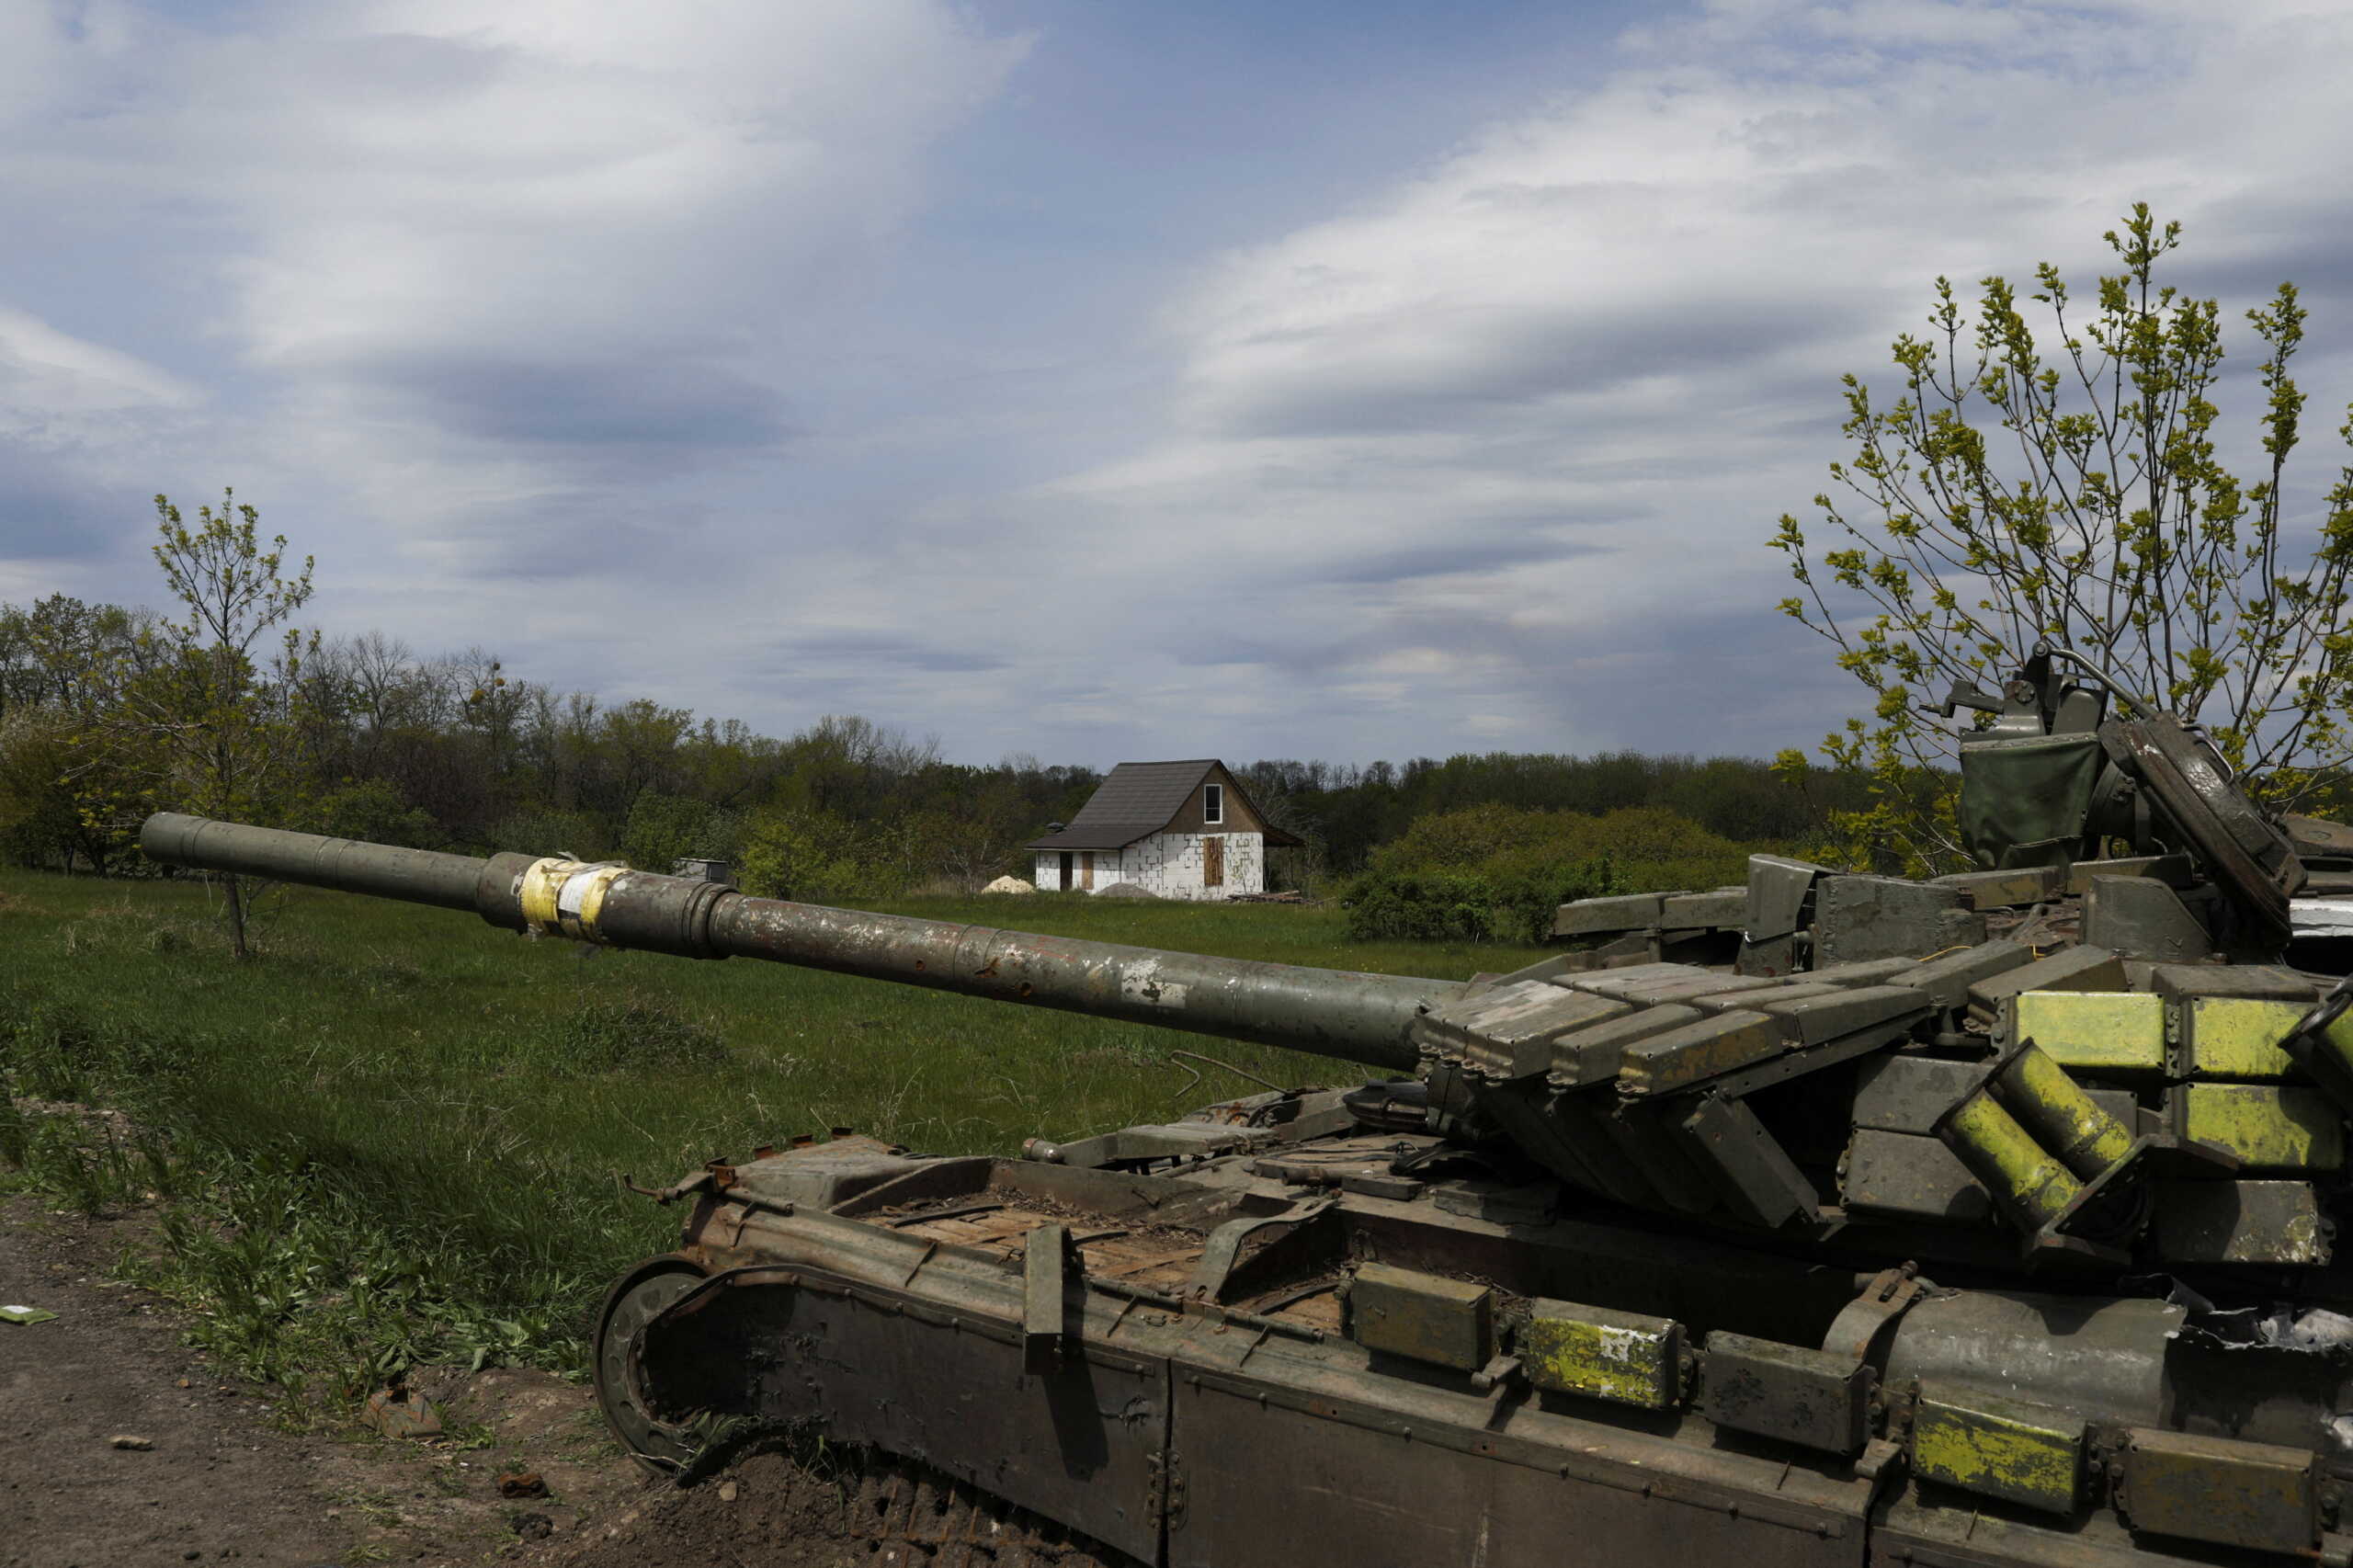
[[1772, 204, 2353, 872], [106, 490, 318, 955]]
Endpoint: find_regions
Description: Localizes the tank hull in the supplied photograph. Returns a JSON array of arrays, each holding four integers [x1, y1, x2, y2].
[[612, 1130, 2351, 1568]]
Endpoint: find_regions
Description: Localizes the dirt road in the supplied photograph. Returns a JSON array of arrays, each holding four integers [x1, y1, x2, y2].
[[0, 1198, 357, 1566], [0, 1197, 665, 1567], [1, 1195, 1104, 1568]]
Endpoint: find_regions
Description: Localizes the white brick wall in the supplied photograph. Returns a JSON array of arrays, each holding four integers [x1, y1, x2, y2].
[[1035, 834, 1265, 899]]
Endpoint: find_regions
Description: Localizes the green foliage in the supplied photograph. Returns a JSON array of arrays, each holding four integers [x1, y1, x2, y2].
[[1775, 205, 2353, 869], [1244, 753, 1864, 880], [303, 778, 442, 848], [620, 790, 740, 873], [487, 807, 611, 863], [1344, 867, 1612, 944], [1343, 803, 1758, 943], [738, 806, 898, 902]]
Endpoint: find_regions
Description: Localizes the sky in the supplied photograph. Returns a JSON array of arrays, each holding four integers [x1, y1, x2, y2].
[[6, 0, 2353, 769]]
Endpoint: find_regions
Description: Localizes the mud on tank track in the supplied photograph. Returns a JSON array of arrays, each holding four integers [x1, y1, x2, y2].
[[536, 1447, 1145, 1568]]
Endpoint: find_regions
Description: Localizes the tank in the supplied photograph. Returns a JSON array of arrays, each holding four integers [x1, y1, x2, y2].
[[136, 659, 2353, 1568]]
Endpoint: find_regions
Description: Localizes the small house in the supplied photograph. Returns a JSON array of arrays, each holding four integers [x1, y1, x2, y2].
[[1028, 760, 1301, 899]]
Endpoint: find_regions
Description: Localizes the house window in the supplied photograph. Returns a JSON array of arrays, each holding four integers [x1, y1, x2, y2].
[[1203, 783, 1223, 824]]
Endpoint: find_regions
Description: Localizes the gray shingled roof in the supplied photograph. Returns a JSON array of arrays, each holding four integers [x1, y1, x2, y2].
[[1027, 760, 1301, 850]]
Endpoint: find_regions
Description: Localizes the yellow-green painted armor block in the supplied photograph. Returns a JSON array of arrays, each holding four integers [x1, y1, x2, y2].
[[2174, 1085, 2344, 1171], [2007, 990, 2165, 1074], [2180, 997, 2304, 1080], [1519, 1300, 1684, 1409], [1911, 1385, 2083, 1514]]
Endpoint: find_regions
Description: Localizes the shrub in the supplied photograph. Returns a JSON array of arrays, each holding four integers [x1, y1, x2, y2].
[[1342, 803, 1759, 944], [620, 790, 742, 874], [737, 808, 898, 903]]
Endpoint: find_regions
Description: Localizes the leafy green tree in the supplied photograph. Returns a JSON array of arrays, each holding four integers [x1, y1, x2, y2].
[[0, 597, 156, 870], [737, 807, 885, 902], [107, 490, 318, 954], [1773, 205, 2353, 870]]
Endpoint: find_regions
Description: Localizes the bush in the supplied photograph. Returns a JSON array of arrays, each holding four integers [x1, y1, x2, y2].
[[1344, 864, 1621, 943], [1341, 803, 1759, 944], [620, 790, 741, 873], [737, 808, 900, 903], [301, 778, 443, 849]]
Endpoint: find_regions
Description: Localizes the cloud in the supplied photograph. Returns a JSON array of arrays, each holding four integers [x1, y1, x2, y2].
[[13, 0, 2353, 771], [0, 307, 204, 568], [924, 0, 2353, 763], [0, 0, 1025, 593]]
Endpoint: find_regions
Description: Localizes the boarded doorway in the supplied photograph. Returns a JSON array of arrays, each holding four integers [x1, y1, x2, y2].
[[1081, 850, 1096, 891], [1202, 835, 1223, 888]]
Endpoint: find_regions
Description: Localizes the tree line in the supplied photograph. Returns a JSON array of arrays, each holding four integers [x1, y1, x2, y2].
[[0, 499, 1852, 921]]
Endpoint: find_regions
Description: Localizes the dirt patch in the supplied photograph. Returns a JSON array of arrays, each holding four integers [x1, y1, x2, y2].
[[527, 1449, 1136, 1568], [0, 1196, 654, 1566], [3, 1196, 1131, 1568]]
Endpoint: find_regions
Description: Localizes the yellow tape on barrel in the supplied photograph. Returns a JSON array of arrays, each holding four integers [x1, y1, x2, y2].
[[517, 858, 626, 942], [518, 858, 578, 934], [556, 864, 625, 944]]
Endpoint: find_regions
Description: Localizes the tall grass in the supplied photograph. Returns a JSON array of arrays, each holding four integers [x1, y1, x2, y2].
[[0, 869, 1547, 1402]]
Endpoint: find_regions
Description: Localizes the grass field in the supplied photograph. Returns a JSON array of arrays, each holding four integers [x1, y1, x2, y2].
[[0, 866, 1548, 1402]]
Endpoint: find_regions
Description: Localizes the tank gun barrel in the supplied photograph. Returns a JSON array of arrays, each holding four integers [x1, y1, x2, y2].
[[139, 813, 1450, 1072]]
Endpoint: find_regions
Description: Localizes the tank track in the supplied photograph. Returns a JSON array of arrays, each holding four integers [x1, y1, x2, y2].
[[834, 1457, 1142, 1568]]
